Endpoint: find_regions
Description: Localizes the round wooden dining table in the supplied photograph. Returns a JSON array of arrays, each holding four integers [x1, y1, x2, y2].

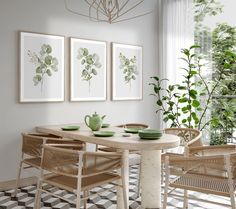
[[36, 123, 180, 209]]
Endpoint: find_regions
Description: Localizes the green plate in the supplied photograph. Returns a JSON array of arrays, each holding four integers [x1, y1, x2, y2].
[[138, 129, 162, 135], [124, 128, 143, 134], [61, 126, 80, 131], [93, 131, 115, 137], [101, 123, 110, 128]]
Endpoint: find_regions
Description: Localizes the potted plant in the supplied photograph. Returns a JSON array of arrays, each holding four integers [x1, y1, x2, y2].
[[150, 45, 234, 143]]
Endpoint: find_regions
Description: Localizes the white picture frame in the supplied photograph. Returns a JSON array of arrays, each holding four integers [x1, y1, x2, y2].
[[70, 38, 107, 101], [112, 43, 143, 100], [20, 31, 65, 102]]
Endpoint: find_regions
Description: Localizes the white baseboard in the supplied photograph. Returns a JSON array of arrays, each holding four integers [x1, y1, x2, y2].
[[0, 176, 37, 191]]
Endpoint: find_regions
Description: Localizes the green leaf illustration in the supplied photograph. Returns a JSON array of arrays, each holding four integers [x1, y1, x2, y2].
[[119, 52, 138, 88], [28, 44, 59, 92]]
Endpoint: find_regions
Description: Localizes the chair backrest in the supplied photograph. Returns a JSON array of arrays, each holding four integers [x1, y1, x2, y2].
[[116, 123, 149, 128], [229, 153, 236, 179], [21, 133, 59, 157], [21, 133, 85, 158], [164, 128, 202, 147], [167, 154, 226, 177], [41, 144, 123, 178]]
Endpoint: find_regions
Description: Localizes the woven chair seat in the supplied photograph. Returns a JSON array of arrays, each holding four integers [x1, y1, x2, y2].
[[170, 173, 235, 197], [44, 172, 120, 192]]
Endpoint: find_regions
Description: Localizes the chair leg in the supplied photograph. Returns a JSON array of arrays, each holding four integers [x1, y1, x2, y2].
[[163, 178, 168, 209], [121, 183, 128, 209], [12, 161, 23, 197], [161, 163, 164, 185], [34, 180, 43, 209], [76, 193, 81, 209], [183, 189, 188, 209], [121, 173, 128, 209], [83, 190, 88, 209], [230, 190, 236, 209], [137, 163, 141, 198]]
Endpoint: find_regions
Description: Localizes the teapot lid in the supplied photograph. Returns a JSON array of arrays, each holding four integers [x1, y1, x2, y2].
[[92, 112, 98, 116]]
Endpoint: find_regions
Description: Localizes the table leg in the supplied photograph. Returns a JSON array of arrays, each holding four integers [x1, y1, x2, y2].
[[117, 150, 129, 209], [141, 150, 161, 209]]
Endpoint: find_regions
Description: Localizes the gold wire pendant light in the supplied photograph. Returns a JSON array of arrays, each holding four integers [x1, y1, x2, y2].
[[64, 0, 152, 24]]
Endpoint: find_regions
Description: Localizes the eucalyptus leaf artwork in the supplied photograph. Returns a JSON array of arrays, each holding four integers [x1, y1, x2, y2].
[[112, 43, 142, 100], [77, 47, 102, 92], [70, 38, 106, 101], [28, 44, 59, 92], [119, 52, 138, 89], [20, 32, 64, 102]]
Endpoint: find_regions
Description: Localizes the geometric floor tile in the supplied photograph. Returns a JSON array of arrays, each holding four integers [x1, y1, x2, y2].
[[0, 165, 232, 209]]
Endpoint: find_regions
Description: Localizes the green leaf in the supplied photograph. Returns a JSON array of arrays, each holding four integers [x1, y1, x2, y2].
[[191, 112, 198, 120], [46, 69, 52, 76], [182, 107, 188, 112], [83, 48, 89, 56], [45, 55, 52, 65], [45, 45, 52, 53], [36, 67, 42, 73], [156, 100, 163, 106], [92, 69, 97, 75], [168, 85, 175, 91], [189, 89, 197, 99], [154, 86, 161, 93], [192, 100, 200, 107], [178, 86, 187, 90], [197, 107, 203, 111], [179, 97, 188, 103], [168, 115, 175, 121], [151, 76, 159, 81], [36, 74, 42, 81], [182, 119, 187, 123], [190, 70, 198, 75], [190, 45, 200, 50], [187, 116, 192, 122], [163, 117, 169, 122]]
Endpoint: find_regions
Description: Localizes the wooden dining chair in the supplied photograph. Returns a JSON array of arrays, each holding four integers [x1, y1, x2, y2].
[[13, 133, 85, 197], [34, 144, 128, 209], [160, 128, 202, 182], [163, 153, 236, 209]]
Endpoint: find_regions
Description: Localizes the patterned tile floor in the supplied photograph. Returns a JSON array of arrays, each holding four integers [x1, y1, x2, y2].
[[0, 165, 231, 209]]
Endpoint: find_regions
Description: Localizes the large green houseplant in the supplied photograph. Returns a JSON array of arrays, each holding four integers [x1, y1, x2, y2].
[[150, 45, 234, 134]]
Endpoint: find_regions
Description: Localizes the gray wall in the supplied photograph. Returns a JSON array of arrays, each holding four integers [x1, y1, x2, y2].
[[0, 0, 158, 181]]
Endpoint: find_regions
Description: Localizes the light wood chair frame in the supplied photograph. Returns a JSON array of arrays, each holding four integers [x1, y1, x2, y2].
[[13, 133, 84, 197], [161, 128, 202, 183], [163, 153, 236, 209], [34, 144, 128, 209]]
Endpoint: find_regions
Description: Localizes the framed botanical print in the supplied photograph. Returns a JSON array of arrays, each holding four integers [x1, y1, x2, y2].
[[70, 38, 107, 101], [112, 43, 143, 100], [20, 32, 65, 102]]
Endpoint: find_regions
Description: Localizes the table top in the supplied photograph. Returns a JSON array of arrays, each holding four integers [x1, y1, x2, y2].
[[36, 123, 180, 151]]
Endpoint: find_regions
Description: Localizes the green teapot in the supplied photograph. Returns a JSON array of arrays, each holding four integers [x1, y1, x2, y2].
[[84, 112, 106, 131]]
